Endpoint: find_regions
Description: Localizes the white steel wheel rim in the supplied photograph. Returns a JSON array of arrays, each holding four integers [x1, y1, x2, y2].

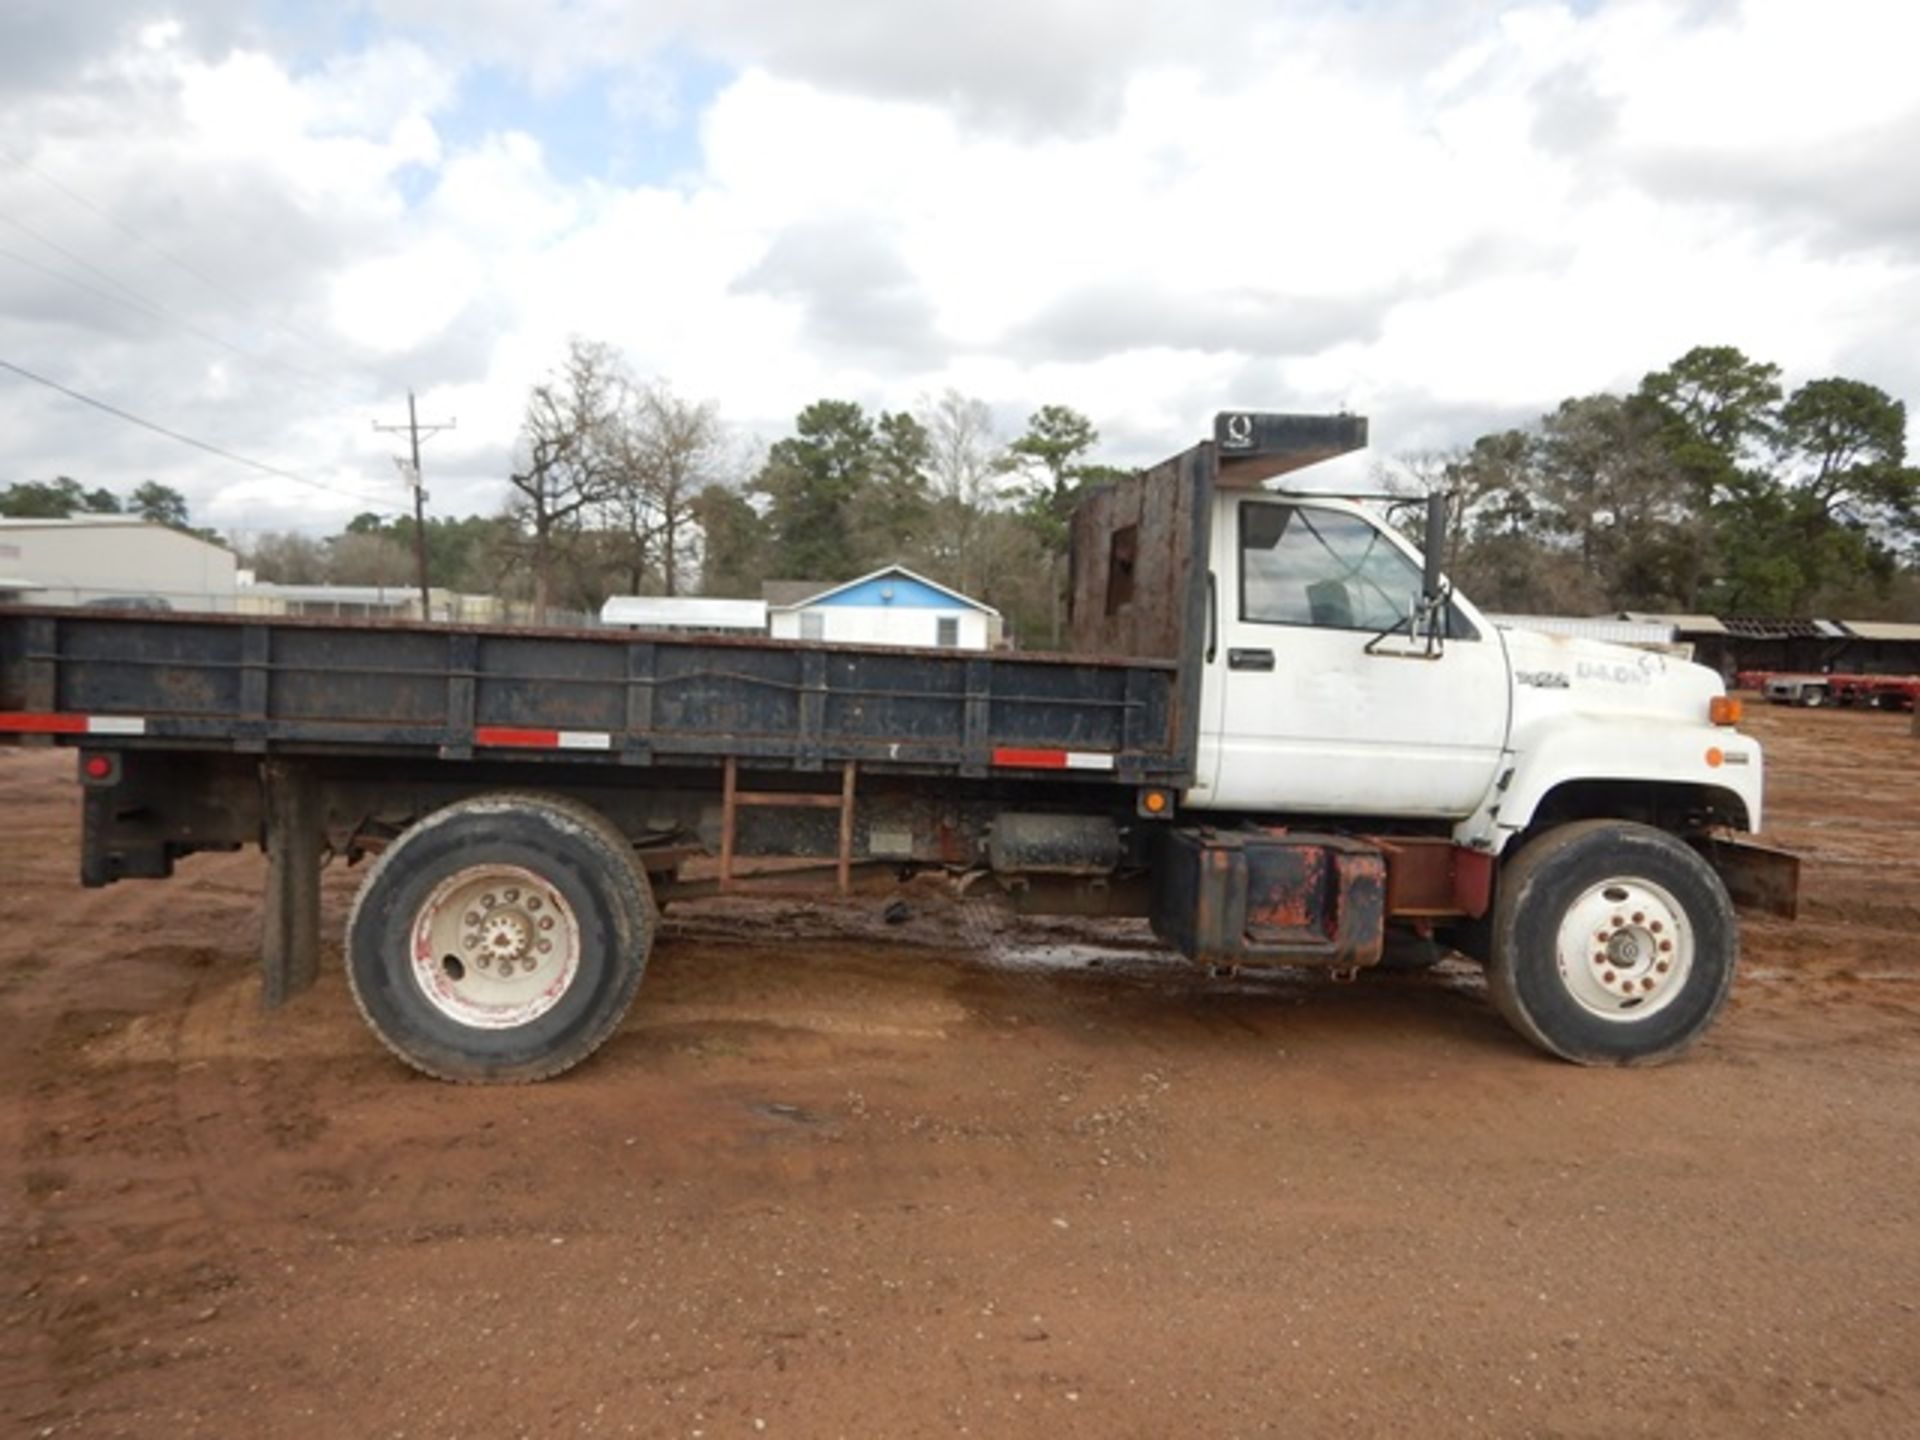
[[1555, 876, 1694, 1023], [410, 864, 582, 1029]]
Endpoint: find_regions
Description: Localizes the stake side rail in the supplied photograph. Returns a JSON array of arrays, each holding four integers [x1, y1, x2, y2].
[[0, 609, 1192, 786]]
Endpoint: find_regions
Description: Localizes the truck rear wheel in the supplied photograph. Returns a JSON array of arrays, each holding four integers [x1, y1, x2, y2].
[[346, 793, 654, 1083], [1487, 820, 1736, 1066]]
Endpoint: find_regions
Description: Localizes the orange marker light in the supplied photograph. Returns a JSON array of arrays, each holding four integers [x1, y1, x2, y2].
[[1143, 789, 1168, 813], [1705, 747, 1725, 768], [1709, 696, 1742, 726]]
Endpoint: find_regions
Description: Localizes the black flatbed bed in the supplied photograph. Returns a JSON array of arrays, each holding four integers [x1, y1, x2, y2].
[[0, 607, 1187, 785]]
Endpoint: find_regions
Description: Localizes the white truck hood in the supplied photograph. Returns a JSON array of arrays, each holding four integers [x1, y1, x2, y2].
[[1463, 623, 1765, 843], [1498, 626, 1724, 728]]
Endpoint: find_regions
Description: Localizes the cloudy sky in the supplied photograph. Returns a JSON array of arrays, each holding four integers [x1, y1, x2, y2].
[[1, 0, 1916, 538]]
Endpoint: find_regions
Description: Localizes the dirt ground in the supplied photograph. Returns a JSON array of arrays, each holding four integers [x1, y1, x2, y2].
[[3, 703, 1918, 1439]]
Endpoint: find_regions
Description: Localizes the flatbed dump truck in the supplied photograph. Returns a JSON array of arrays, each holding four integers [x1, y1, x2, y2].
[[0, 413, 1797, 1080], [1739, 669, 1920, 711]]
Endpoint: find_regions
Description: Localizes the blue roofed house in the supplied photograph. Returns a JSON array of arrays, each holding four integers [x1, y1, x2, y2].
[[766, 565, 1003, 650]]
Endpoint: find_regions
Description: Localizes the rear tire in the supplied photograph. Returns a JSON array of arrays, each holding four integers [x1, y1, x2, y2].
[[1487, 821, 1736, 1066], [346, 793, 654, 1083]]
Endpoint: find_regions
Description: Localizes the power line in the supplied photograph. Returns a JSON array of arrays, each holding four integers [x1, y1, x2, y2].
[[0, 241, 177, 327], [1, 143, 352, 367], [0, 214, 166, 312], [0, 232, 351, 394], [0, 358, 401, 511]]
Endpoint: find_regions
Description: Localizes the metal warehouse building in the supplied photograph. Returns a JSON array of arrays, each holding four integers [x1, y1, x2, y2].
[[0, 516, 238, 611], [1619, 613, 1920, 679]]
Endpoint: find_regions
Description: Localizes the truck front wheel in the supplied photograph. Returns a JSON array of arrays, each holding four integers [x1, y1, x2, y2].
[[346, 793, 654, 1083], [1487, 820, 1737, 1065]]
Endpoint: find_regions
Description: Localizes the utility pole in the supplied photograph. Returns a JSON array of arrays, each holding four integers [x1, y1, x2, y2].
[[374, 393, 455, 621]]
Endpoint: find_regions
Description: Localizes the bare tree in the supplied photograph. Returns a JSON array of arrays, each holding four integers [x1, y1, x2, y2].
[[636, 383, 724, 597], [595, 381, 726, 598], [327, 531, 414, 587], [239, 531, 329, 584], [508, 338, 628, 622], [596, 387, 658, 600], [919, 389, 1002, 596]]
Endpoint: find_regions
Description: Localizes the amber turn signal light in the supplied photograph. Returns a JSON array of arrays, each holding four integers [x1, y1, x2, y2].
[[1709, 696, 1742, 726]]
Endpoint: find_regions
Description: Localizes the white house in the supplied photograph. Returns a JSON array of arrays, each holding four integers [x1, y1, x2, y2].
[[0, 516, 237, 610], [767, 565, 1001, 650]]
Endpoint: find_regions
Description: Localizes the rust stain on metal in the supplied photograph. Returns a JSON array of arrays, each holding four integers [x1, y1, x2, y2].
[[1245, 842, 1326, 932], [1373, 836, 1494, 919]]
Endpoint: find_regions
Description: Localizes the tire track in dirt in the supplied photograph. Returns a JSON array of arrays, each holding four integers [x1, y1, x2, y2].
[[4, 707, 1920, 1436]]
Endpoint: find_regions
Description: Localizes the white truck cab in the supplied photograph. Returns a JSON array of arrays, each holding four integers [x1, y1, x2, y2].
[[1063, 411, 1794, 1069], [1189, 491, 1765, 855]]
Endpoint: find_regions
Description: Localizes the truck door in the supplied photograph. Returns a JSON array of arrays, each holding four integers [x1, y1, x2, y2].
[[1193, 498, 1510, 817]]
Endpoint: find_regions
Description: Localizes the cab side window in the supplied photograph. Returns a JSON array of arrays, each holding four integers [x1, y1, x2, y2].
[[1240, 503, 1474, 638]]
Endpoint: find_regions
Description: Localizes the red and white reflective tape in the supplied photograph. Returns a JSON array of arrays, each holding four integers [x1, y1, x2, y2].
[[991, 746, 1115, 771], [0, 711, 146, 736], [474, 725, 613, 752]]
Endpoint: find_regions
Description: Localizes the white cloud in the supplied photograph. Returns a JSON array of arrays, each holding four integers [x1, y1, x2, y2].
[[1, 0, 1917, 543], [330, 239, 483, 351]]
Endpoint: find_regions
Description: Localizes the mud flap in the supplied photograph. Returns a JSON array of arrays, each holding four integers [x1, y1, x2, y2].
[[1691, 835, 1800, 920]]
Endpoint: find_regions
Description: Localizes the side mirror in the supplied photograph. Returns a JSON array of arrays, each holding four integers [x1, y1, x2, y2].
[[1421, 490, 1448, 604]]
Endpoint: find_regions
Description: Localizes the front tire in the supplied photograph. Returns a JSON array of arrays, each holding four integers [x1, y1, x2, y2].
[[346, 793, 654, 1083], [1487, 821, 1737, 1066]]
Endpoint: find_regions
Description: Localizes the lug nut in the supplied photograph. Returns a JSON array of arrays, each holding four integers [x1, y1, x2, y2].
[[527, 897, 542, 912], [539, 916, 554, 931], [505, 888, 519, 903], [482, 893, 496, 909], [1632, 912, 1645, 924], [1603, 970, 1617, 985], [1657, 961, 1670, 974], [537, 939, 552, 954], [1650, 921, 1663, 934], [1659, 940, 1673, 953]]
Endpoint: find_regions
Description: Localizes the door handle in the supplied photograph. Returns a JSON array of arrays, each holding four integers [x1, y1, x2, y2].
[[1228, 647, 1274, 671]]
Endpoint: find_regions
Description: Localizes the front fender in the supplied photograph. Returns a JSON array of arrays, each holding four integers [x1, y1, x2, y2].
[[1455, 717, 1765, 853]]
